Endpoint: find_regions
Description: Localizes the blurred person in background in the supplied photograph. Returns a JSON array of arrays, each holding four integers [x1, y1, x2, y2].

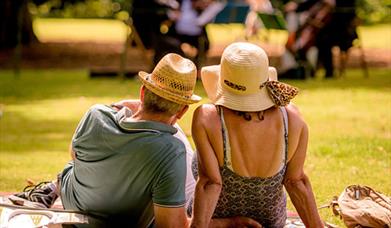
[[131, 0, 224, 68], [159, 0, 225, 67], [131, 0, 180, 49], [282, 0, 358, 79], [131, 0, 183, 67], [245, 0, 274, 38]]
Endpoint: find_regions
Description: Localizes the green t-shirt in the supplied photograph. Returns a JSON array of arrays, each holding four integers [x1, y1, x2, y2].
[[60, 105, 186, 227]]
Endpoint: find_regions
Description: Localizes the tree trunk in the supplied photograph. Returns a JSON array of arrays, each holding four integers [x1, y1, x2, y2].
[[0, 0, 37, 50]]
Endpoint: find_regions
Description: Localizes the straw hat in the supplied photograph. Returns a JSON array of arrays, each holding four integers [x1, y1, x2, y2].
[[201, 42, 298, 112], [139, 53, 201, 105]]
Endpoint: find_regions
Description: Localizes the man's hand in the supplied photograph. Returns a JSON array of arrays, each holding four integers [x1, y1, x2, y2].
[[233, 217, 263, 228], [209, 217, 262, 228], [191, 0, 213, 11], [284, 1, 298, 12], [111, 99, 140, 112]]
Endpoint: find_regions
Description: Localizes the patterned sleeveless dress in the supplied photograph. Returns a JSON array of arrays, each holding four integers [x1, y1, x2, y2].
[[212, 107, 289, 228]]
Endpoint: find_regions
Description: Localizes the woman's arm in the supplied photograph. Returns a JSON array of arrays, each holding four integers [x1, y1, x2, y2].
[[190, 106, 223, 228], [283, 109, 323, 227]]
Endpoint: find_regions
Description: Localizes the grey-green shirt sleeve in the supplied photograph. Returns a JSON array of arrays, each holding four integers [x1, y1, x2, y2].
[[152, 144, 187, 207], [71, 105, 116, 160]]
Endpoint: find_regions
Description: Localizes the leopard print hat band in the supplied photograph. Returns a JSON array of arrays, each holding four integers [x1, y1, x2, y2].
[[261, 80, 299, 107]]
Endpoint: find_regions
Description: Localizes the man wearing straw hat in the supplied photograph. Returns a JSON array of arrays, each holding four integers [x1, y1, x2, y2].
[[10, 53, 261, 227]]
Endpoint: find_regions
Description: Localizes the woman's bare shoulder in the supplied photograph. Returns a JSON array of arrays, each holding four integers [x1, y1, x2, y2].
[[285, 103, 308, 130], [194, 104, 218, 119], [285, 104, 309, 162], [193, 104, 220, 129]]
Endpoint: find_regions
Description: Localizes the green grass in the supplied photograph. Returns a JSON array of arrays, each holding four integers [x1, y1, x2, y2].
[[0, 68, 390, 226]]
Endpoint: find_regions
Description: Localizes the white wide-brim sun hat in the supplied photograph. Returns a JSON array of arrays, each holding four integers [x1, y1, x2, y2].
[[201, 42, 279, 112], [139, 53, 201, 105]]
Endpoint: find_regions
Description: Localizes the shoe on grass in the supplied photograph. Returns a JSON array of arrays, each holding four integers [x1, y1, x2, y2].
[[9, 181, 58, 208]]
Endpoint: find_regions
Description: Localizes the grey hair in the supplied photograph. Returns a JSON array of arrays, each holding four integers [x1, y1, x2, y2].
[[143, 88, 185, 116]]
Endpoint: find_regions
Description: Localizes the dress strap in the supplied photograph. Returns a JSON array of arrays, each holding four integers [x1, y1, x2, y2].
[[218, 106, 234, 170], [279, 107, 289, 165]]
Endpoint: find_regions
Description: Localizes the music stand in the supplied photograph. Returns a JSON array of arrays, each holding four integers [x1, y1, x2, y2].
[[213, 3, 250, 24], [257, 13, 287, 30]]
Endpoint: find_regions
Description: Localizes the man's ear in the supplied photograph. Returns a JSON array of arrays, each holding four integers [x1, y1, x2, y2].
[[140, 85, 145, 102], [175, 105, 189, 120]]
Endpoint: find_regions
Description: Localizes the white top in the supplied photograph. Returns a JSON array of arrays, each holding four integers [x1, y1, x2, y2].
[[173, 123, 195, 210], [175, 0, 225, 36]]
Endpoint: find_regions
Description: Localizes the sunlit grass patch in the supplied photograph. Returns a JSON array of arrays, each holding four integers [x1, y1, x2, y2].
[[33, 18, 128, 43]]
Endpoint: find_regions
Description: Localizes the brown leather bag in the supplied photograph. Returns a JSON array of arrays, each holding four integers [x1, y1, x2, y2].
[[331, 185, 391, 228]]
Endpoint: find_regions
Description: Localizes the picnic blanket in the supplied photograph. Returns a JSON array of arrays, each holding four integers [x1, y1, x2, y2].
[[0, 194, 305, 227], [0, 196, 88, 228]]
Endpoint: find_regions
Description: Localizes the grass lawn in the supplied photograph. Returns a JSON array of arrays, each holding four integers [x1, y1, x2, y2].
[[0, 68, 390, 226], [1, 18, 390, 225]]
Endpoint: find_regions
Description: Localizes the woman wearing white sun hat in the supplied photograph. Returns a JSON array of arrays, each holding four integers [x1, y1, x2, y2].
[[190, 42, 324, 227]]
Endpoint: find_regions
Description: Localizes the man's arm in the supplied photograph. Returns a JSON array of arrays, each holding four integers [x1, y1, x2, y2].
[[283, 112, 323, 227], [154, 205, 189, 228]]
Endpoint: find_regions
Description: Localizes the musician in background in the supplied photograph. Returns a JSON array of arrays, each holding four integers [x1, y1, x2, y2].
[[131, 0, 184, 68], [317, 0, 358, 78], [137, 0, 224, 68], [131, 0, 180, 49], [165, 0, 225, 67], [244, 0, 274, 38], [284, 0, 357, 79]]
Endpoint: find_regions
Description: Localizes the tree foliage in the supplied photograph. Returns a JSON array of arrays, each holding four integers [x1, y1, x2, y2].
[[30, 0, 131, 19], [25, 0, 391, 23], [356, 0, 391, 24]]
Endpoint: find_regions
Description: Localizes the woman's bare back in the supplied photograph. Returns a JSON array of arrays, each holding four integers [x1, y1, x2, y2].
[[197, 104, 304, 178]]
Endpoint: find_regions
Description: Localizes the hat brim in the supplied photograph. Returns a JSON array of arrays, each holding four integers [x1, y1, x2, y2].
[[138, 71, 202, 105], [201, 65, 274, 112]]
